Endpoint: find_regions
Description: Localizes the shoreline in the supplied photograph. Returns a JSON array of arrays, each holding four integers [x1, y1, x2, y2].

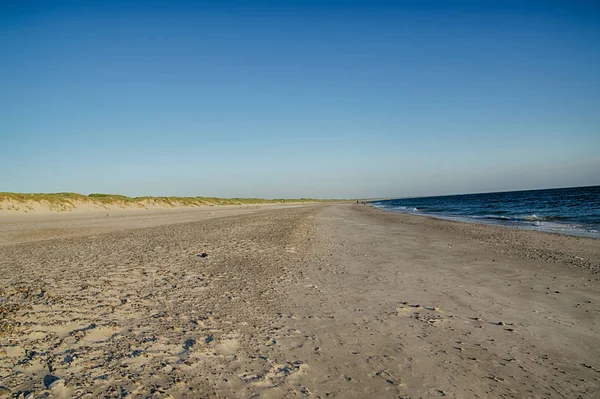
[[369, 203, 600, 240], [365, 204, 599, 274], [367, 185, 600, 240]]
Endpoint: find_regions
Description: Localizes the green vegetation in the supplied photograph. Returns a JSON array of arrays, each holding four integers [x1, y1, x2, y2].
[[0, 192, 336, 211]]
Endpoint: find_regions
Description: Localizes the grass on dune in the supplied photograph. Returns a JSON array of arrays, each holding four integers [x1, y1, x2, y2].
[[0, 192, 335, 209]]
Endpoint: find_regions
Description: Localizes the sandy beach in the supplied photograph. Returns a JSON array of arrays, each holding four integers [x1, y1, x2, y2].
[[1, 203, 599, 398]]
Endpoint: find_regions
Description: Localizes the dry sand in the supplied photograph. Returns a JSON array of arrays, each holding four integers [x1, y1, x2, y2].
[[0, 203, 599, 398], [0, 204, 303, 247]]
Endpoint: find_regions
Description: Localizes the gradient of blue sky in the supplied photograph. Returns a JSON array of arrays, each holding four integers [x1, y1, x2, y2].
[[1, 0, 599, 198]]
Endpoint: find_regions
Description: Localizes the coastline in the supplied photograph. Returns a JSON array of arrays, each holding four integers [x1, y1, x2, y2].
[[370, 204, 600, 239], [366, 203, 599, 273], [368, 185, 600, 239], [1, 203, 598, 397]]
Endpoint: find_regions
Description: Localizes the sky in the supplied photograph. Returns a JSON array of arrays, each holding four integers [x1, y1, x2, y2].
[[1, 0, 599, 199]]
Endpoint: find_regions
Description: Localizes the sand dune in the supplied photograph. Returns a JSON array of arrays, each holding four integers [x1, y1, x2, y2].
[[0, 203, 598, 398], [0, 193, 322, 217]]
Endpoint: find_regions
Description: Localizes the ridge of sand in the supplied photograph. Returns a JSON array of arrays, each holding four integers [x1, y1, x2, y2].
[[0, 191, 333, 219], [0, 203, 598, 398]]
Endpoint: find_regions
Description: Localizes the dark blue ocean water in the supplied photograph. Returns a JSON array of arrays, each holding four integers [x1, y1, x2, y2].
[[369, 186, 600, 238]]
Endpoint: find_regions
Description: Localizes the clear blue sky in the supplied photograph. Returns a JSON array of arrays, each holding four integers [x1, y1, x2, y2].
[[1, 0, 599, 198]]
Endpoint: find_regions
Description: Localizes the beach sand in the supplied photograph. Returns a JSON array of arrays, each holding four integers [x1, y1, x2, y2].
[[1, 203, 599, 398]]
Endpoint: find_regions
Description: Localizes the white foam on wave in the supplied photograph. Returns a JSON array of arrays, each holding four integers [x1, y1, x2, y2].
[[396, 206, 419, 212], [370, 204, 600, 238], [370, 204, 418, 212]]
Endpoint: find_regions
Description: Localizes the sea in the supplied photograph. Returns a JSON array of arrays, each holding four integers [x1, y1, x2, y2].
[[369, 185, 600, 238]]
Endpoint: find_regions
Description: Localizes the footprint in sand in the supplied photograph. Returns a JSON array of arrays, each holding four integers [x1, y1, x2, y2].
[[251, 361, 310, 388], [219, 338, 240, 355]]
